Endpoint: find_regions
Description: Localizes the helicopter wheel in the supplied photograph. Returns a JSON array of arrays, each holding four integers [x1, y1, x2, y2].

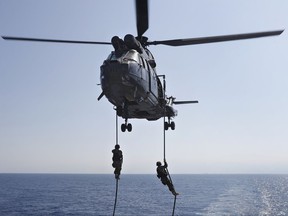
[[164, 121, 175, 130], [164, 122, 169, 130], [171, 121, 175, 130], [121, 121, 132, 132], [127, 123, 132, 132], [121, 124, 126, 132]]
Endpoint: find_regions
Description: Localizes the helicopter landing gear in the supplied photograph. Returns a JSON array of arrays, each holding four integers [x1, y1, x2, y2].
[[117, 102, 132, 132], [121, 119, 132, 132], [116, 106, 123, 116], [164, 117, 175, 130]]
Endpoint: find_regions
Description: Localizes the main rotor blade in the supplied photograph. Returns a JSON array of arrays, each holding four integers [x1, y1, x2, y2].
[[148, 30, 284, 46], [135, 0, 149, 38], [2, 36, 111, 45], [173, 100, 199, 105]]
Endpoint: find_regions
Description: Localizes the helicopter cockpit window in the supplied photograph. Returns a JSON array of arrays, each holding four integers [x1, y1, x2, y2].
[[139, 56, 148, 69], [107, 52, 118, 61], [123, 50, 139, 63]]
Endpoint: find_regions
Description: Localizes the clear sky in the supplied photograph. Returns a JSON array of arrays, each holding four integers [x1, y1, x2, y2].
[[0, 0, 287, 174]]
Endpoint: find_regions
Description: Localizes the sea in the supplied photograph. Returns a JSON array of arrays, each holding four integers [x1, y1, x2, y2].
[[0, 174, 288, 216]]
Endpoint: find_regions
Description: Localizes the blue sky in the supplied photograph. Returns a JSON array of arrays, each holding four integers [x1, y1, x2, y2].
[[0, 0, 287, 174]]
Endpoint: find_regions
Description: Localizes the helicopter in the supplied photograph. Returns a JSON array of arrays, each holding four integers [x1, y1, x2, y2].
[[2, 1, 284, 132]]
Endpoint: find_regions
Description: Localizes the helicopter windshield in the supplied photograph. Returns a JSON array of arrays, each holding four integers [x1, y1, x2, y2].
[[123, 50, 139, 62], [106, 50, 139, 63], [106, 52, 118, 61]]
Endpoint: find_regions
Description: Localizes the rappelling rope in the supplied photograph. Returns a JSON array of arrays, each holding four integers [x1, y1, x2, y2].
[[113, 112, 119, 216], [163, 115, 177, 216], [172, 194, 177, 216], [112, 178, 119, 216], [116, 110, 119, 145]]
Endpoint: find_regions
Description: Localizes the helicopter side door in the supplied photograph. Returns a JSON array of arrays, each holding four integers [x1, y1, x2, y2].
[[139, 56, 158, 99], [148, 63, 158, 99]]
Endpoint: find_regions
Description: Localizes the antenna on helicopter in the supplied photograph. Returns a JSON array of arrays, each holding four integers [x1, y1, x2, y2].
[[173, 99, 199, 105]]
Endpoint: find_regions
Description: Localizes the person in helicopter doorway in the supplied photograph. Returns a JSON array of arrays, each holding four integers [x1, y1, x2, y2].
[[156, 160, 179, 196], [112, 144, 123, 180]]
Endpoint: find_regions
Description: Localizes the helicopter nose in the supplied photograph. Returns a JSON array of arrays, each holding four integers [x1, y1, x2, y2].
[[100, 62, 132, 105], [101, 62, 129, 84]]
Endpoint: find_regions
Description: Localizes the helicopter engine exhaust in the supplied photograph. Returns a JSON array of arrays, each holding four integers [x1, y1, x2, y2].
[[124, 34, 142, 53], [111, 34, 143, 54]]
